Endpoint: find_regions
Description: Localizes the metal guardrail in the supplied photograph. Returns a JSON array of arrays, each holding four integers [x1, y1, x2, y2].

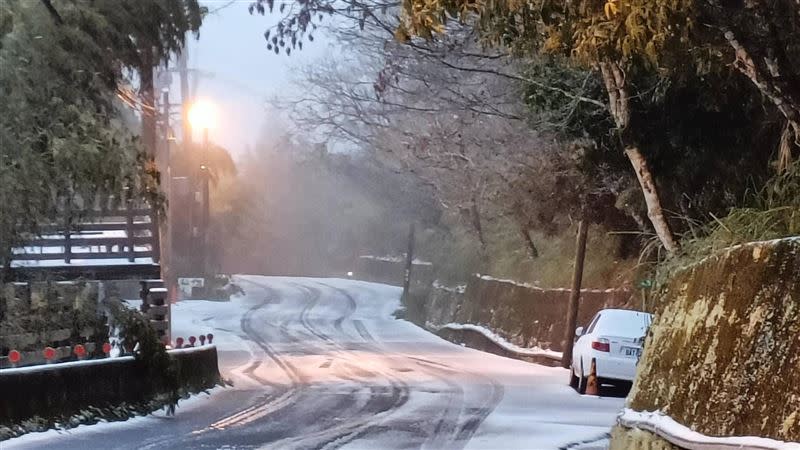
[[618, 410, 800, 450]]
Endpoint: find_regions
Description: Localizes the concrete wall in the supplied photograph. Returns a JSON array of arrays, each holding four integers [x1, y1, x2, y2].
[[612, 237, 800, 445], [0, 346, 220, 426]]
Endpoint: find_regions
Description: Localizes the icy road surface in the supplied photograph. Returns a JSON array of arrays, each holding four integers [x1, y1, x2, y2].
[[4, 276, 623, 449]]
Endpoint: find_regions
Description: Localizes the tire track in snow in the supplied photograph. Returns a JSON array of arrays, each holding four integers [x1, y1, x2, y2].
[[269, 281, 411, 450], [139, 282, 305, 449], [317, 286, 464, 449], [316, 282, 357, 337], [338, 286, 503, 449], [194, 280, 308, 434], [348, 307, 468, 448], [192, 279, 405, 449]]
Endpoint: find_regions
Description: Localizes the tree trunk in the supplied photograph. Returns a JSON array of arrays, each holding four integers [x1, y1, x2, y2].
[[723, 29, 800, 172], [561, 219, 588, 369], [599, 60, 679, 253], [625, 147, 680, 253], [470, 196, 485, 248]]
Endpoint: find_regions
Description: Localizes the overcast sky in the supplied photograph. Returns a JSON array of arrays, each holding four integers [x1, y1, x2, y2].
[[179, 0, 334, 156]]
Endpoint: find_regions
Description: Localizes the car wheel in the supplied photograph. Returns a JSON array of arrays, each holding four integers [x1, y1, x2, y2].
[[569, 368, 579, 390], [577, 362, 587, 395]]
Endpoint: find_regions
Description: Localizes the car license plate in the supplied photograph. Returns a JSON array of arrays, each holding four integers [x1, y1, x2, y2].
[[623, 347, 641, 357]]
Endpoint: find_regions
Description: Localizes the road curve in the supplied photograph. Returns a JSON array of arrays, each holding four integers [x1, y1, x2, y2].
[[3, 276, 624, 450]]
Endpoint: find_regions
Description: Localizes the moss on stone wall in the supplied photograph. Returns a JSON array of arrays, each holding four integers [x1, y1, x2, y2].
[[625, 237, 800, 442], [609, 426, 680, 450]]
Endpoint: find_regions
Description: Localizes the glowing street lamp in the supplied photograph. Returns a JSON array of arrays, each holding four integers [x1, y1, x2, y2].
[[187, 100, 216, 133], [187, 100, 216, 283]]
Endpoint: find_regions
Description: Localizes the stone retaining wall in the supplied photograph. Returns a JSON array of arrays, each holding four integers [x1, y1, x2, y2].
[[356, 256, 634, 353], [612, 237, 800, 445], [442, 275, 633, 351]]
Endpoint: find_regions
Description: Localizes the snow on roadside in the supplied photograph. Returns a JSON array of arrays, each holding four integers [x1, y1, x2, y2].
[[475, 274, 624, 294], [435, 322, 563, 360], [0, 356, 135, 375], [168, 293, 262, 387], [357, 255, 433, 265], [431, 279, 467, 294], [1, 387, 224, 449], [618, 409, 800, 450]]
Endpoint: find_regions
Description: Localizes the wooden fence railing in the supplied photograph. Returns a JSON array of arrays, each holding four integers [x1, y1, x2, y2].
[[10, 203, 161, 277]]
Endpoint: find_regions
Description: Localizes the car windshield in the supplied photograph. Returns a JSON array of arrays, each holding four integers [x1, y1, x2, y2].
[[593, 310, 651, 338]]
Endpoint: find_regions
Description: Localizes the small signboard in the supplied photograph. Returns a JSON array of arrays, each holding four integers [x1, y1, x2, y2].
[[178, 277, 205, 296]]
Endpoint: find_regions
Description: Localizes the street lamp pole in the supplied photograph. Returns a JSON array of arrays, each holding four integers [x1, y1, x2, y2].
[[187, 99, 215, 292], [201, 127, 210, 282]]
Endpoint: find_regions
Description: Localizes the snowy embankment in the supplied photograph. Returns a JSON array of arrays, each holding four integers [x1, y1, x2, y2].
[[2, 386, 224, 449], [435, 322, 563, 360], [618, 409, 800, 450]]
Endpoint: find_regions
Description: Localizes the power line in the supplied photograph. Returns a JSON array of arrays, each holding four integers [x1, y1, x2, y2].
[[208, 0, 239, 14]]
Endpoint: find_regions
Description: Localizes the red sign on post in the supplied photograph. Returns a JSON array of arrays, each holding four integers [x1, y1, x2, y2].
[[43, 347, 56, 362], [102, 342, 112, 355], [8, 350, 21, 366], [74, 344, 86, 359]]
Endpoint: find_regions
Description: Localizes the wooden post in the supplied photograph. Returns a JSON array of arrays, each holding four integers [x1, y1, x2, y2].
[[126, 202, 135, 263], [401, 222, 415, 302], [151, 212, 161, 264], [64, 200, 72, 264], [561, 219, 589, 369]]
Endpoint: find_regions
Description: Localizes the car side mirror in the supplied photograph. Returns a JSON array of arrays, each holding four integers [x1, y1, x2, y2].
[[575, 326, 584, 337]]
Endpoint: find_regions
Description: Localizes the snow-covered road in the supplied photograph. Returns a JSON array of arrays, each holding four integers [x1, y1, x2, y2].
[[4, 276, 624, 449]]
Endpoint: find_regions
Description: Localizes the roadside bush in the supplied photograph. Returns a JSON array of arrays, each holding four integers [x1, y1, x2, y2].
[[655, 161, 800, 284], [109, 303, 180, 413]]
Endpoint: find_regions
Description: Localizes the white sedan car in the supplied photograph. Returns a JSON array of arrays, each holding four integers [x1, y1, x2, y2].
[[570, 308, 652, 394]]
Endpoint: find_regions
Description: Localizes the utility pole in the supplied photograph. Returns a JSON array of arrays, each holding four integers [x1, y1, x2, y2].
[[561, 219, 589, 369], [402, 222, 415, 303], [161, 89, 173, 295], [140, 48, 157, 159], [178, 44, 192, 148]]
